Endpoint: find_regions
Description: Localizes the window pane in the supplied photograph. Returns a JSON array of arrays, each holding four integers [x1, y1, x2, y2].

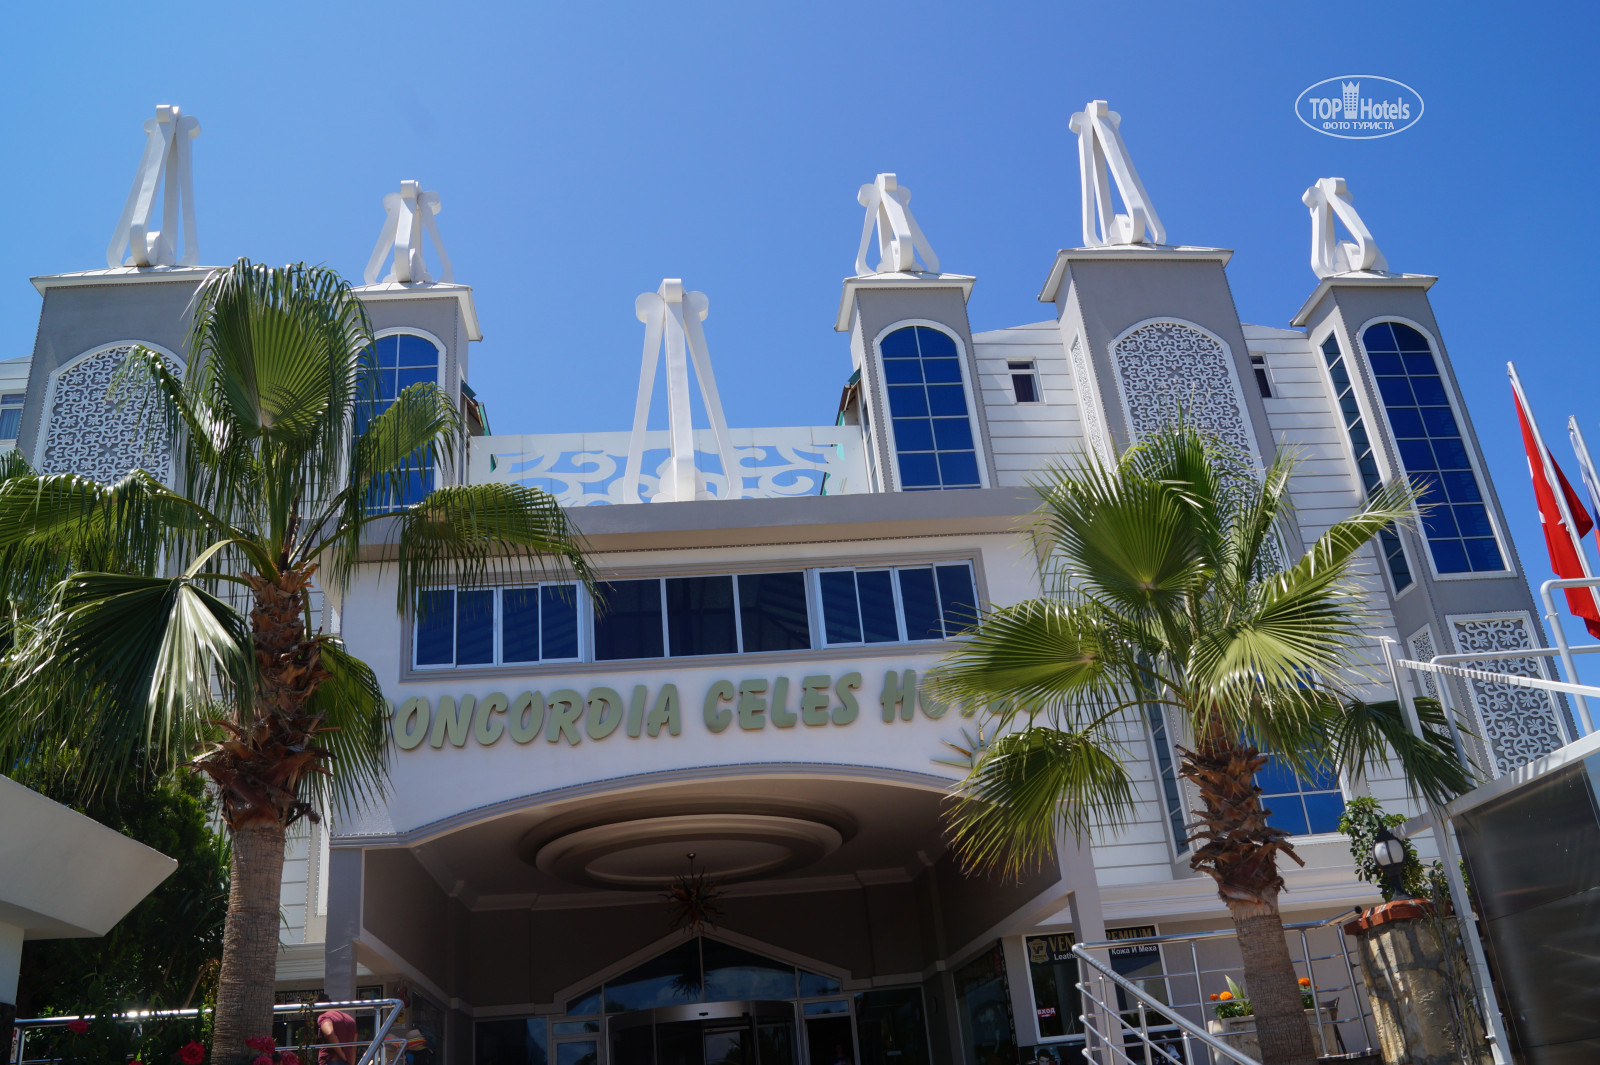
[[898, 568, 943, 640], [555, 1044, 596, 1065], [819, 571, 862, 644], [1302, 791, 1346, 834], [475, 1017, 548, 1065], [937, 451, 980, 487], [566, 989, 602, 1017], [887, 385, 928, 417], [883, 359, 922, 384], [666, 575, 737, 657], [857, 570, 900, 643], [897, 452, 940, 488], [594, 580, 665, 660], [457, 590, 495, 665], [415, 590, 455, 666], [702, 938, 796, 1000], [1011, 373, 1039, 403], [604, 939, 702, 1012], [925, 384, 967, 416], [374, 336, 400, 367], [932, 417, 973, 450], [1411, 376, 1449, 406], [935, 565, 978, 636], [502, 588, 541, 663], [738, 572, 811, 653], [893, 418, 935, 451], [1262, 796, 1309, 837], [0, 407, 19, 440], [1387, 407, 1425, 437], [1465, 538, 1505, 571], [914, 327, 957, 357], [1368, 351, 1405, 376], [397, 333, 440, 365], [798, 970, 842, 997], [1430, 539, 1470, 573], [1362, 322, 1396, 350], [921, 358, 963, 384], [397, 365, 436, 391], [542, 585, 579, 659], [1421, 406, 1459, 436], [1390, 323, 1432, 351], [879, 329, 919, 358]]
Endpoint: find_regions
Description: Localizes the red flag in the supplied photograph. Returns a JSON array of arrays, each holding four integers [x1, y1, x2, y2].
[[1515, 388, 1600, 638]]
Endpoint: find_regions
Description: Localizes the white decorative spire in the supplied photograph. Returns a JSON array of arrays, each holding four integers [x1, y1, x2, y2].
[[1302, 177, 1388, 278], [622, 280, 741, 503], [363, 180, 453, 285], [106, 105, 201, 269], [1069, 101, 1165, 247], [854, 173, 940, 275]]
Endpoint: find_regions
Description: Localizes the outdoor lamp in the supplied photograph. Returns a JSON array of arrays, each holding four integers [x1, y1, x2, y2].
[[1371, 825, 1412, 899]]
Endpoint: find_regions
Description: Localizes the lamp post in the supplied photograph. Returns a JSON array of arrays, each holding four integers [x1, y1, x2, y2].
[[1372, 825, 1413, 900]]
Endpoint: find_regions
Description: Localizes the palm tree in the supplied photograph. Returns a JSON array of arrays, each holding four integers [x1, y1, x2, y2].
[[930, 425, 1470, 1065], [0, 260, 592, 1064]]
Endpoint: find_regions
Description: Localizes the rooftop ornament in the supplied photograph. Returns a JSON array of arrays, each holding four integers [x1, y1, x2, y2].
[[1303, 176, 1389, 278], [1069, 100, 1166, 247], [106, 105, 201, 269], [854, 173, 940, 275], [363, 180, 453, 285], [623, 280, 740, 504]]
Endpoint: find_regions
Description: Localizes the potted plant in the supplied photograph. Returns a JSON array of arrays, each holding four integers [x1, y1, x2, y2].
[[1207, 977, 1339, 1057]]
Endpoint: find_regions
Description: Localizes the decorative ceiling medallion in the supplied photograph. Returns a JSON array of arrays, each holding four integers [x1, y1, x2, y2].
[[532, 813, 844, 890]]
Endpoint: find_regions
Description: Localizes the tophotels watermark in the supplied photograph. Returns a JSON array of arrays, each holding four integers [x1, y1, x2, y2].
[[1296, 76, 1423, 140]]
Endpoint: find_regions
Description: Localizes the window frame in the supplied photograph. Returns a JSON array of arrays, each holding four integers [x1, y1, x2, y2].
[[1352, 315, 1514, 582], [814, 561, 979, 649], [1312, 327, 1417, 598], [1006, 359, 1043, 405], [870, 320, 990, 492], [411, 580, 586, 671], [0, 391, 24, 443], [1248, 353, 1273, 398], [1253, 750, 1349, 840]]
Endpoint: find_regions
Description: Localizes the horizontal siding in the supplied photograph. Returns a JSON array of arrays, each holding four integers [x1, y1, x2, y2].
[[971, 321, 1087, 487]]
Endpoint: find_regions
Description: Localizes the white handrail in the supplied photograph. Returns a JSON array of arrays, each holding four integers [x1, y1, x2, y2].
[[1071, 945, 1261, 1065]]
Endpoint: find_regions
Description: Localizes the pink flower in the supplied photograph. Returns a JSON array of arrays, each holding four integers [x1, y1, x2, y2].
[[65, 1019, 90, 1035], [278, 1053, 302, 1065], [252, 1056, 273, 1065], [246, 1037, 276, 1052], [177, 1040, 207, 1065]]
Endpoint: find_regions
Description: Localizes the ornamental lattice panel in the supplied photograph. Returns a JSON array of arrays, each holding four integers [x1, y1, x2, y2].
[[1407, 629, 1439, 699], [39, 345, 182, 483], [1068, 334, 1114, 465], [1449, 615, 1567, 775], [1112, 321, 1254, 459]]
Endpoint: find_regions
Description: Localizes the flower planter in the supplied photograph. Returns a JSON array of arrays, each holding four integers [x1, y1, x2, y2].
[[1206, 1005, 1341, 1059]]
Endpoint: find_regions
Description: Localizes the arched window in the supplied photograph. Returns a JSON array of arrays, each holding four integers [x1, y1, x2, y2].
[[1363, 322, 1503, 574], [880, 325, 981, 490], [360, 332, 442, 511]]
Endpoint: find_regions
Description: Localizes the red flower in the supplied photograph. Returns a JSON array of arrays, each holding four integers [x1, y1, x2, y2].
[[246, 1037, 276, 1052], [177, 1040, 207, 1065], [278, 1053, 302, 1065], [252, 1056, 273, 1065], [65, 1019, 90, 1035]]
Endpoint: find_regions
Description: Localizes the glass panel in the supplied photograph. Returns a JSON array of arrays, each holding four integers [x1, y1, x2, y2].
[[932, 418, 973, 450], [1, 392, 27, 402], [374, 335, 401, 368], [855, 988, 928, 1065], [1011, 374, 1039, 404], [556, 1042, 598, 1065], [738, 571, 811, 653], [1390, 323, 1432, 351], [924, 385, 967, 416], [857, 570, 899, 643], [502, 588, 541, 663], [475, 1018, 548, 1065], [803, 998, 850, 1014], [553, 1021, 600, 1036], [1025, 934, 1084, 1039], [702, 938, 797, 1000], [1430, 539, 1470, 573], [704, 1028, 746, 1065], [657, 1021, 703, 1065], [879, 328, 919, 358], [542, 585, 580, 659], [1465, 538, 1505, 571], [882, 358, 922, 384], [913, 327, 956, 357], [757, 1023, 794, 1065], [887, 385, 928, 418], [897, 568, 942, 641], [397, 365, 436, 391], [398, 333, 442, 365], [666, 575, 738, 657], [799, 970, 844, 997], [934, 564, 977, 636], [953, 947, 1012, 1065], [415, 590, 455, 666], [1302, 790, 1346, 834], [594, 579, 665, 660], [566, 989, 603, 1017], [937, 451, 980, 488], [604, 938, 703, 1012], [457, 590, 496, 665], [895, 452, 940, 488], [0, 407, 19, 440], [820, 571, 863, 645], [892, 418, 934, 451], [920, 358, 963, 384]]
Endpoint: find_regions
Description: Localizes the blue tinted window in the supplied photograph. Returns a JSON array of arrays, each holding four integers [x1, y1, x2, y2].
[[898, 568, 942, 640], [666, 575, 737, 657], [456, 590, 496, 665], [1145, 702, 1188, 854], [880, 326, 981, 491], [820, 571, 863, 644], [360, 332, 442, 512], [822, 565, 976, 646], [1361, 323, 1503, 574], [415, 590, 455, 666], [1256, 751, 1344, 836], [737, 572, 811, 653], [857, 570, 899, 643], [594, 580, 665, 660], [0, 393, 22, 441], [541, 586, 580, 660], [1321, 336, 1412, 592], [935, 564, 978, 635], [502, 589, 540, 663]]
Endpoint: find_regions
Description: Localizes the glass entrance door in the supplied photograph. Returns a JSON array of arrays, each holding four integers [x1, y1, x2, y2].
[[611, 1001, 795, 1065]]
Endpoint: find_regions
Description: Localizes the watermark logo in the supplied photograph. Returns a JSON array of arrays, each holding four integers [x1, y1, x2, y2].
[[1296, 75, 1423, 139]]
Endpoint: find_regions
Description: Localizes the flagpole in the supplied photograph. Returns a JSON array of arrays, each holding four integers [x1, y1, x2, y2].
[[1508, 362, 1595, 729]]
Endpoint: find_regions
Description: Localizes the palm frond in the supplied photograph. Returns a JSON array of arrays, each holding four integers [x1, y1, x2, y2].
[[300, 637, 390, 817], [1328, 696, 1476, 806], [391, 482, 595, 610]]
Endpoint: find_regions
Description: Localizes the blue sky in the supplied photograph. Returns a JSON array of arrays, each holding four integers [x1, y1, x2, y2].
[[4, 1, 1600, 669]]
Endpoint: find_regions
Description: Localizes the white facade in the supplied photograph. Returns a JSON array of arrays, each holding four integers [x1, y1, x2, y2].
[[8, 103, 1572, 1065]]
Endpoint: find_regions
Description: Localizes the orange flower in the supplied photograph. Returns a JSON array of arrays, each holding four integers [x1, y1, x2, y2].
[[1218, 991, 1233, 1001], [1298, 977, 1311, 987], [1208, 993, 1219, 1001]]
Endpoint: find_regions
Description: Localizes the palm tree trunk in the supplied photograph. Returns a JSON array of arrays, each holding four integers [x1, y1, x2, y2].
[[1225, 894, 1317, 1065], [212, 818, 286, 1065]]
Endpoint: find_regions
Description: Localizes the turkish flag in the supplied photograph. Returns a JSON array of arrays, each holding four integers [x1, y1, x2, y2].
[[1515, 389, 1600, 638]]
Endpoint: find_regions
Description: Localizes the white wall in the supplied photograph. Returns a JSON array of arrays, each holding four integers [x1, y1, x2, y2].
[[972, 321, 1086, 487]]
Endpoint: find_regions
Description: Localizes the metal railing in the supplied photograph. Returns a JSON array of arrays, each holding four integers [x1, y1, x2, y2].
[[1071, 911, 1375, 1064], [9, 998, 406, 1065]]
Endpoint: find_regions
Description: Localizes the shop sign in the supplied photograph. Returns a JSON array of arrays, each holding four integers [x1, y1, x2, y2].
[[389, 667, 950, 750]]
